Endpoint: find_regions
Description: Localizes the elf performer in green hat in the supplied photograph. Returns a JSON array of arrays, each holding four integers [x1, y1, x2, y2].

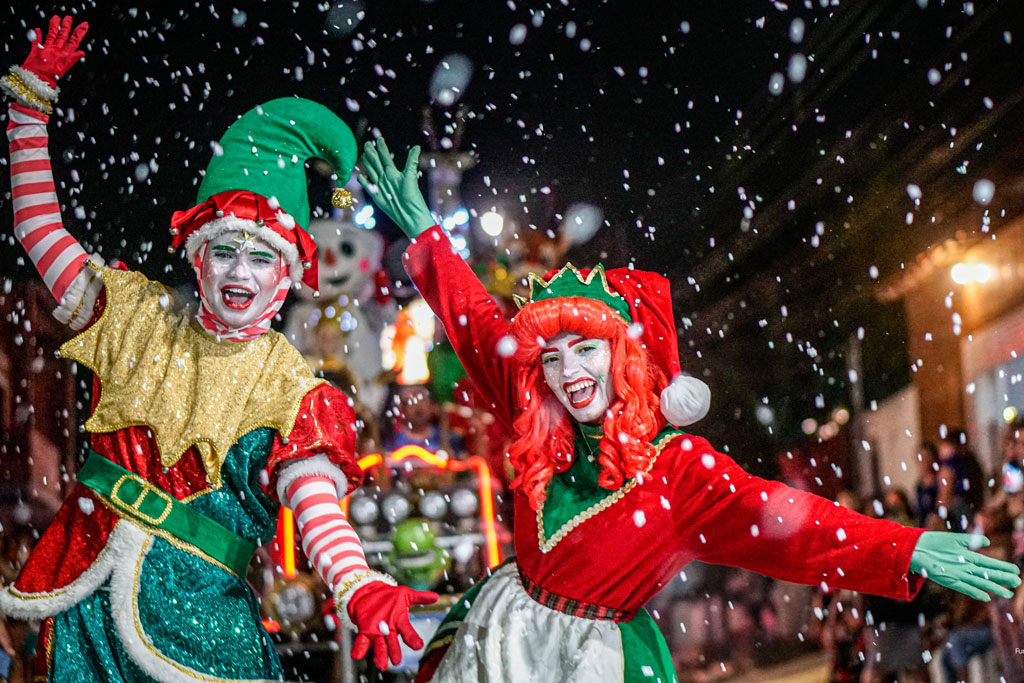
[[0, 17, 434, 681], [357, 137, 1022, 683]]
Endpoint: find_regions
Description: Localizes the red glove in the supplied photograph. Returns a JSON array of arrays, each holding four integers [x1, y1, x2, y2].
[[22, 15, 89, 87], [348, 581, 439, 670]]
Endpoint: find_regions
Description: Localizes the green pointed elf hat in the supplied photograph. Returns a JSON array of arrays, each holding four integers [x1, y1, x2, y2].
[[170, 97, 358, 291]]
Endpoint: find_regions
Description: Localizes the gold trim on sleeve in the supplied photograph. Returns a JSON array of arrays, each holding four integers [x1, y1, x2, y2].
[[535, 431, 682, 554]]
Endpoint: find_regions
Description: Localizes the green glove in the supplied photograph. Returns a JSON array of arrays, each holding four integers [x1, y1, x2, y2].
[[358, 137, 435, 238], [910, 531, 1021, 601]]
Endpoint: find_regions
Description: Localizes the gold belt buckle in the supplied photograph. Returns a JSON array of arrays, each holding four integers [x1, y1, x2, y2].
[[110, 474, 174, 526]]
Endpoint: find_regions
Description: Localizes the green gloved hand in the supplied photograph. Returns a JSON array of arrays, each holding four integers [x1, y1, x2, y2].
[[910, 531, 1021, 601], [358, 137, 435, 239]]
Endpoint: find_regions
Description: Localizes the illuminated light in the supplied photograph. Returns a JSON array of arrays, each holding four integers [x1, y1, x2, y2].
[[279, 446, 504, 577], [833, 408, 850, 425], [973, 263, 993, 283], [818, 421, 840, 440], [280, 507, 296, 579], [801, 418, 818, 435], [262, 618, 281, 634], [354, 204, 375, 228], [452, 208, 470, 225], [449, 233, 468, 251], [480, 211, 504, 237], [950, 263, 971, 285], [1004, 406, 1019, 424]]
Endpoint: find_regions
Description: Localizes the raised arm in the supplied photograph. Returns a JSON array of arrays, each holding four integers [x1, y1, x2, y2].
[[673, 435, 1020, 602], [2, 16, 101, 329], [359, 138, 518, 429]]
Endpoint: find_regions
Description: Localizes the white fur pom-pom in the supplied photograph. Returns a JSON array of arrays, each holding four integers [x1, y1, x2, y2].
[[660, 374, 711, 426]]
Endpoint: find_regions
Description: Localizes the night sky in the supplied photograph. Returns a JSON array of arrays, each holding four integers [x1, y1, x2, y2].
[[2, 1, 1023, 463]]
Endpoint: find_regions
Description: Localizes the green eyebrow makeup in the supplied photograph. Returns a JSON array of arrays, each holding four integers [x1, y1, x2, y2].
[[211, 245, 237, 253]]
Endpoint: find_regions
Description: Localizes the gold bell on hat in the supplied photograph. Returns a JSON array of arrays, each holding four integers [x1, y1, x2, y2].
[[331, 188, 354, 209]]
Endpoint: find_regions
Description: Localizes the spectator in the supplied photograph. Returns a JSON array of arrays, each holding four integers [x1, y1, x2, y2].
[[883, 488, 914, 527], [861, 499, 935, 683], [977, 502, 1024, 683], [915, 443, 941, 529], [936, 430, 984, 531], [383, 384, 466, 458], [941, 593, 993, 683]]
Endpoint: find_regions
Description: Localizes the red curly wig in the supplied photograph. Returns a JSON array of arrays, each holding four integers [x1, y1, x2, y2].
[[507, 296, 668, 510]]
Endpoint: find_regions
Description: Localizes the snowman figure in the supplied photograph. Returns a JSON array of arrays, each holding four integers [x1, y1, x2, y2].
[[284, 214, 391, 412]]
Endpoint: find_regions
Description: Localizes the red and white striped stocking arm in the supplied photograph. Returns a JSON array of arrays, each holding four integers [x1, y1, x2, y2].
[[279, 457, 437, 668], [8, 103, 101, 329], [8, 103, 89, 301], [282, 465, 396, 628]]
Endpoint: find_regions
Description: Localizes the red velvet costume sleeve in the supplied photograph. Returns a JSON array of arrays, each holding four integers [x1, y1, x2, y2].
[[403, 226, 517, 430], [264, 383, 363, 497], [672, 435, 925, 601]]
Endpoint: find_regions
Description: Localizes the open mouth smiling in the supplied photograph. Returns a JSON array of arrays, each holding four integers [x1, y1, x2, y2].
[[221, 285, 256, 310], [563, 378, 597, 409]]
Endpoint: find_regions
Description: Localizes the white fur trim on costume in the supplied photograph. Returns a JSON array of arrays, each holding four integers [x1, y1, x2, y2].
[[275, 454, 349, 505], [11, 66, 59, 101], [0, 66, 59, 113], [660, 374, 711, 427], [334, 570, 397, 631], [53, 255, 105, 330], [0, 519, 132, 619], [184, 215, 302, 278]]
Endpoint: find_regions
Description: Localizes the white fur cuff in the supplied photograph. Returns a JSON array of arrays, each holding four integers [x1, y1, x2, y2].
[[334, 570, 398, 631], [12, 66, 59, 101], [275, 454, 349, 505]]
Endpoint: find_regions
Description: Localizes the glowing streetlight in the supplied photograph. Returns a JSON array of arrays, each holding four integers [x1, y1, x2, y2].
[[973, 263, 993, 283], [480, 211, 504, 237], [951, 261, 995, 285]]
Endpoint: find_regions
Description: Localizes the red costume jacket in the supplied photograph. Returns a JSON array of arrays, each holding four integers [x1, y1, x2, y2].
[[404, 225, 925, 611]]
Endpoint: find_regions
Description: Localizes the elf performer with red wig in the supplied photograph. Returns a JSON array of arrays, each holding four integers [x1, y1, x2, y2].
[[0, 17, 434, 681], [358, 137, 1021, 683]]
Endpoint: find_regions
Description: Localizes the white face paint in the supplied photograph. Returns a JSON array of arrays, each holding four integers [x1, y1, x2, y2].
[[198, 230, 284, 329], [540, 331, 613, 424]]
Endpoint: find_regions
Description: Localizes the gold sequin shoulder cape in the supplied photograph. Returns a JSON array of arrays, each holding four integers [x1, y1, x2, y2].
[[60, 267, 323, 485]]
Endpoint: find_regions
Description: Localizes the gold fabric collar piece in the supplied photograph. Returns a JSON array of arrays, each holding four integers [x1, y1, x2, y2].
[[59, 268, 323, 485]]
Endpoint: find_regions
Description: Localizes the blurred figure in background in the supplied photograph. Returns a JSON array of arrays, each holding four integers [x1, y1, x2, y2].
[[383, 384, 466, 458], [915, 443, 941, 529], [936, 430, 984, 532], [861, 496, 934, 683]]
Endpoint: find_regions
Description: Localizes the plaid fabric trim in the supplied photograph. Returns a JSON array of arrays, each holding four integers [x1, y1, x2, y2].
[[518, 568, 635, 622]]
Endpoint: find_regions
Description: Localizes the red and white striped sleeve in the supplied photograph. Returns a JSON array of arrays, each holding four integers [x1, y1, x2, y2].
[[8, 102, 100, 327], [287, 474, 370, 586]]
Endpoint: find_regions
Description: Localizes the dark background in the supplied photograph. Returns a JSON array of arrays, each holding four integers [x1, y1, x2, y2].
[[2, 0, 1023, 468]]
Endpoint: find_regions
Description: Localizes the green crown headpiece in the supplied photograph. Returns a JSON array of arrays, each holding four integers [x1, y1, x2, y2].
[[513, 263, 632, 322]]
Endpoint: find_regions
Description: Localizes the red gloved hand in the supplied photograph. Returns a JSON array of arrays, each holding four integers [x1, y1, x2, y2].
[[22, 15, 89, 87], [348, 581, 439, 670]]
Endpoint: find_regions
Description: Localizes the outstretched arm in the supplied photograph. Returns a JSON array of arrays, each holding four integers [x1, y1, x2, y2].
[[360, 138, 519, 429], [280, 466, 437, 670], [673, 435, 1019, 602], [2, 16, 100, 328]]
